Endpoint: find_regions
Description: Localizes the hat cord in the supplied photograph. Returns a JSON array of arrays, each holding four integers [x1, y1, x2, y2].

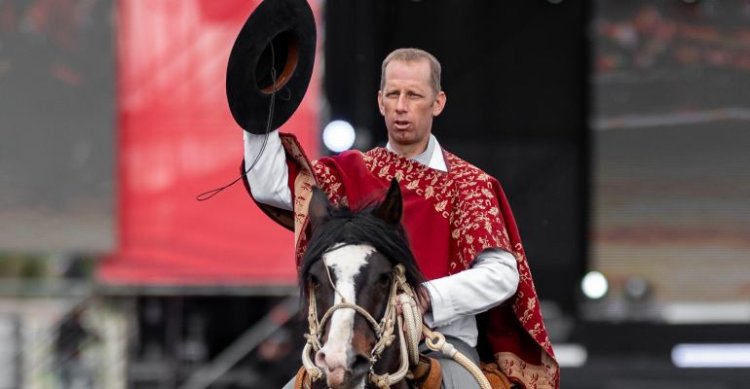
[[196, 42, 278, 201]]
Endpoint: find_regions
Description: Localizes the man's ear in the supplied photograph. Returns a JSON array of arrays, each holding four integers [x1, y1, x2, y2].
[[377, 90, 386, 116], [372, 179, 402, 225], [432, 91, 446, 116], [308, 187, 331, 229]]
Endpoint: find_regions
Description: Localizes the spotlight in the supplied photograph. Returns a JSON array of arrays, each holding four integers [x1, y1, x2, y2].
[[581, 271, 608, 300], [623, 276, 651, 301], [554, 344, 587, 368], [672, 344, 750, 368], [323, 120, 356, 152]]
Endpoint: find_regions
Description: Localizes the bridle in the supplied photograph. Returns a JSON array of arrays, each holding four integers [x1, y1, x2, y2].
[[301, 262, 492, 389], [301, 264, 422, 388]]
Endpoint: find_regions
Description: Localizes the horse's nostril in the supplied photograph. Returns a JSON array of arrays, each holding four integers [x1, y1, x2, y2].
[[314, 350, 327, 368]]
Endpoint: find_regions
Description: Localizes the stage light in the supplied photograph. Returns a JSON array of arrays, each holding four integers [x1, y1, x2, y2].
[[554, 343, 587, 368], [662, 302, 750, 324], [672, 344, 750, 368], [623, 276, 651, 301], [323, 120, 356, 152], [581, 271, 608, 300]]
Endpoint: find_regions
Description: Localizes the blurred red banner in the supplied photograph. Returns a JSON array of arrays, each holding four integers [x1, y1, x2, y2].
[[98, 0, 320, 287]]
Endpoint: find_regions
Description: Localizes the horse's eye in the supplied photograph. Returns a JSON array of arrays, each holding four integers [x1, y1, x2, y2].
[[377, 273, 392, 288], [308, 275, 321, 289]]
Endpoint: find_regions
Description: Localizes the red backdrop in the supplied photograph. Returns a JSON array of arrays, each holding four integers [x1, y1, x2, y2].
[[97, 0, 320, 286]]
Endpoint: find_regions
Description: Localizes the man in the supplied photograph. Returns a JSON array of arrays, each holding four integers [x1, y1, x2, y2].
[[242, 48, 558, 388], [56, 307, 98, 388]]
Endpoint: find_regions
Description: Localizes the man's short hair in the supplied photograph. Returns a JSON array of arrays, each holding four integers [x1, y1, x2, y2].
[[380, 48, 442, 94]]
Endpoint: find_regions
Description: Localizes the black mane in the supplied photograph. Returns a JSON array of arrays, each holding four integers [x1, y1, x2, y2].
[[298, 203, 426, 297]]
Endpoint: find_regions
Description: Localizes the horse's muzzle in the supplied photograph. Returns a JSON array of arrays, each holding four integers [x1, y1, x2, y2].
[[315, 349, 370, 388]]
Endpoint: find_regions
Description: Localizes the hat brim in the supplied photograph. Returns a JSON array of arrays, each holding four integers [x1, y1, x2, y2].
[[226, 0, 316, 134]]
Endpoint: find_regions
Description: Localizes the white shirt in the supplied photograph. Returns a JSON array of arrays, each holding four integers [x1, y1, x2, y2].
[[243, 131, 519, 346]]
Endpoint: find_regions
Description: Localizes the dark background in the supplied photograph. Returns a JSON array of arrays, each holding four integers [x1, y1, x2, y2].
[[323, 0, 589, 316]]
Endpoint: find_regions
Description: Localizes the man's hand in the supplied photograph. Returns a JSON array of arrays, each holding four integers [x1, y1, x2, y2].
[[394, 288, 431, 316], [394, 288, 432, 341], [417, 287, 431, 315]]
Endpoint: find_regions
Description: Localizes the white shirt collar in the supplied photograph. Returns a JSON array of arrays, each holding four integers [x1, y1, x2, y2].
[[386, 134, 447, 172]]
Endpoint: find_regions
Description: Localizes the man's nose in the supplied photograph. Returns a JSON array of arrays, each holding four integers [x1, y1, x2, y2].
[[395, 94, 408, 112]]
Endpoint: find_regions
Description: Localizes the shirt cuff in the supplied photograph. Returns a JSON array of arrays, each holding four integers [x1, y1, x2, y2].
[[242, 130, 294, 211], [422, 281, 456, 328]]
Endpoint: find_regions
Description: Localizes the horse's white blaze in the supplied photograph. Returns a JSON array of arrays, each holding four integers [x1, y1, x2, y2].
[[319, 243, 375, 371]]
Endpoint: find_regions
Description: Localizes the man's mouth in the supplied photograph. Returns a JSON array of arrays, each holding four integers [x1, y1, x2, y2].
[[394, 120, 410, 130]]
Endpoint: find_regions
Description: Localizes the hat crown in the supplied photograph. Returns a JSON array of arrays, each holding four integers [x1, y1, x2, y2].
[[226, 0, 316, 134]]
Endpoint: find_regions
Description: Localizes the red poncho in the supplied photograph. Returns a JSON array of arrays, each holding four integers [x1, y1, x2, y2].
[[246, 133, 559, 388]]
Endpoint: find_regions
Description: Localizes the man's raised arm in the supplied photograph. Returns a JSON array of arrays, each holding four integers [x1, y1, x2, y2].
[[242, 130, 294, 211]]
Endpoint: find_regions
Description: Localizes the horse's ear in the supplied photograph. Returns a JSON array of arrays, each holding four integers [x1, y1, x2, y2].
[[373, 179, 402, 225], [308, 187, 331, 228]]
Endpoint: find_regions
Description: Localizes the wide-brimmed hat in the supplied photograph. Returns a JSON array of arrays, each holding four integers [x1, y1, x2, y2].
[[226, 0, 316, 134]]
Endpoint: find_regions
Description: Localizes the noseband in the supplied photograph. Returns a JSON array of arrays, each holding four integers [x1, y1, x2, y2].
[[301, 264, 423, 388]]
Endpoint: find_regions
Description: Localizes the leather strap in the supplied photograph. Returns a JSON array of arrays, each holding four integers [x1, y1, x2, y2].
[[410, 355, 442, 389]]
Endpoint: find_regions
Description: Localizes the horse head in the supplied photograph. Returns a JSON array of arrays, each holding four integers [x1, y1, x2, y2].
[[299, 180, 425, 389]]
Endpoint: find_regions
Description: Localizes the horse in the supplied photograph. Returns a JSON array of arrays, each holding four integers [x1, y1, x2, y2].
[[297, 180, 428, 389]]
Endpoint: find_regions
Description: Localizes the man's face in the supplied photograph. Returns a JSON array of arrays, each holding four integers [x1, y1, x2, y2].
[[378, 59, 446, 156]]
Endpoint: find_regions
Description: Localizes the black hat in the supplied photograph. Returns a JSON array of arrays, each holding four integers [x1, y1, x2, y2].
[[226, 0, 316, 134]]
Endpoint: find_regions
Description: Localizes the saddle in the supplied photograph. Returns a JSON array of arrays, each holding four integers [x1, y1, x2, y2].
[[409, 355, 442, 388], [410, 357, 514, 389], [479, 362, 515, 389]]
